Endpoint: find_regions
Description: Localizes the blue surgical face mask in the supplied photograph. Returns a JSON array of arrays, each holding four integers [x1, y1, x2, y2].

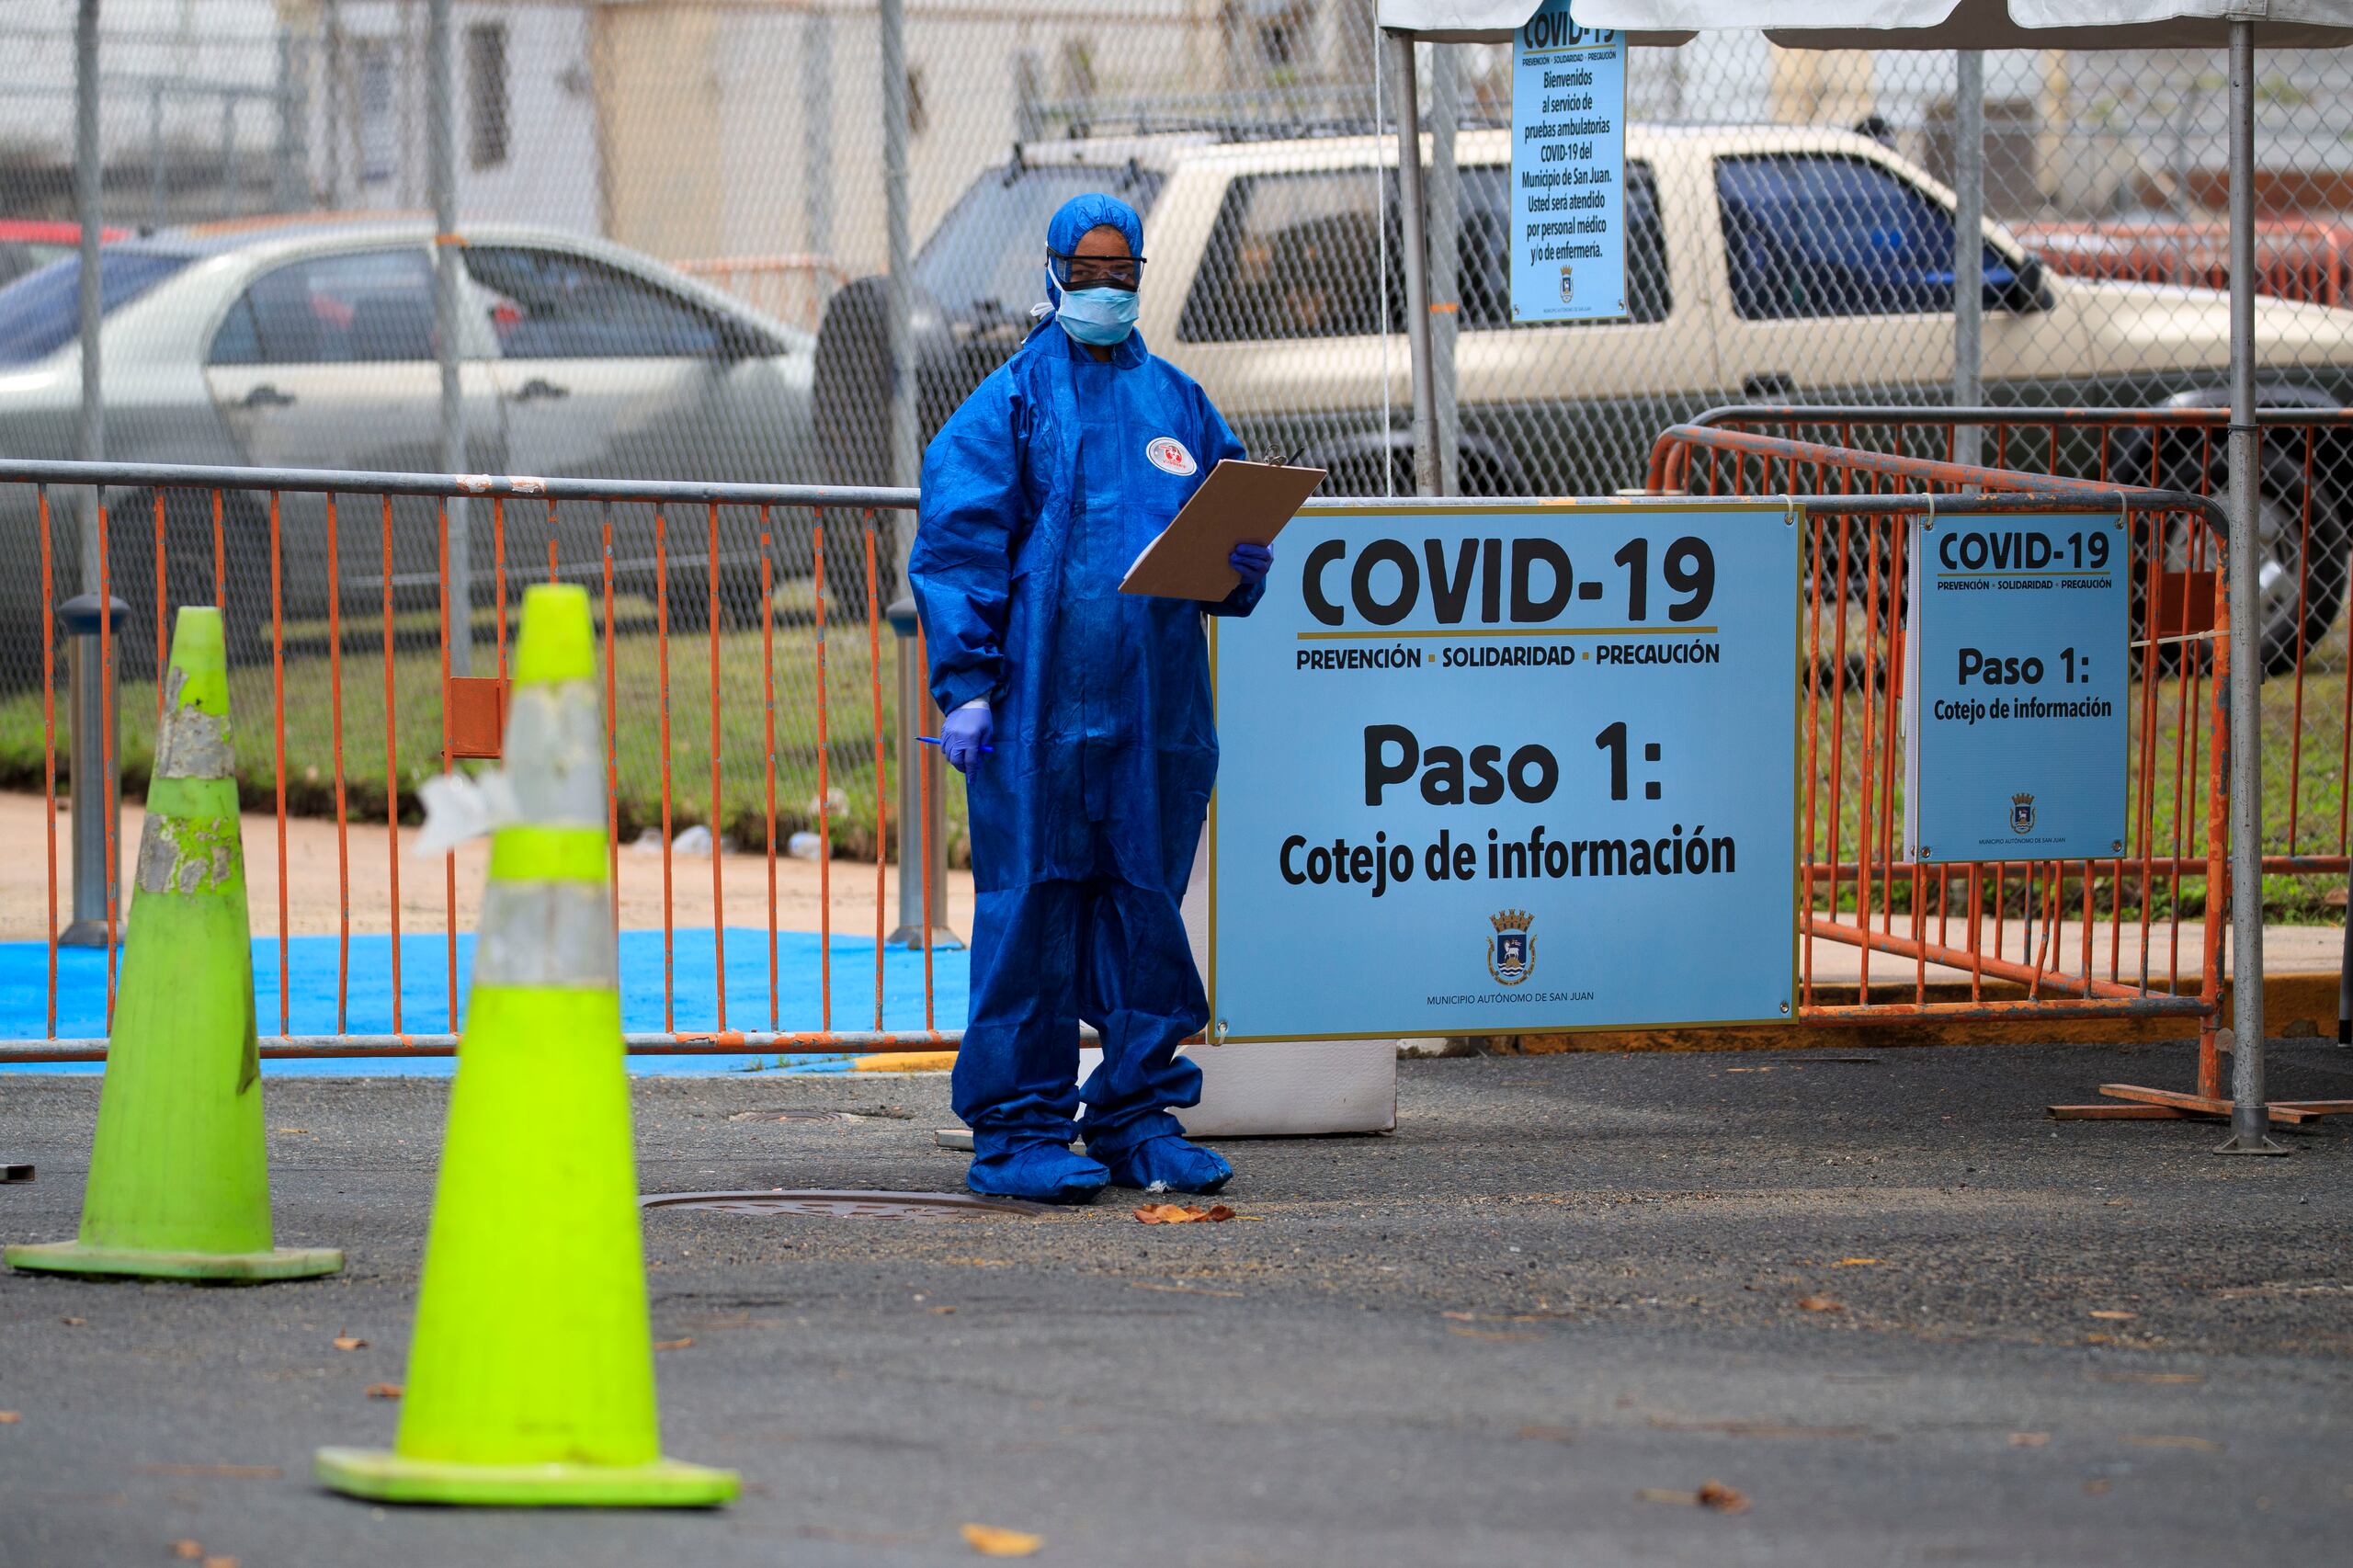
[[1055, 286, 1140, 347]]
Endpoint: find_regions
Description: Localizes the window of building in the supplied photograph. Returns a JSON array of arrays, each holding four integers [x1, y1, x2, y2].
[[468, 23, 510, 171]]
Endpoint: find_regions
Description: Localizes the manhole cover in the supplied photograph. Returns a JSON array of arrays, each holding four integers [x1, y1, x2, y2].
[[642, 1189, 1051, 1221]]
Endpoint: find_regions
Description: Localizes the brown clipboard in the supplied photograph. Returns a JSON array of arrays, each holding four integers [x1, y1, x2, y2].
[[1119, 459, 1326, 602]]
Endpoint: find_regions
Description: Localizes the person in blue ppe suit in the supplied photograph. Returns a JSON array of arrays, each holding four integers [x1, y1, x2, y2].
[[909, 193, 1275, 1205]]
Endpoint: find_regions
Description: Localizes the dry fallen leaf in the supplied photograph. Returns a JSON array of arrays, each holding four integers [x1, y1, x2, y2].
[[331, 1335, 366, 1352], [652, 1337, 695, 1351], [1132, 1203, 1237, 1224], [928, 1305, 959, 1315], [202, 1558, 238, 1568], [2089, 1310, 2138, 1321], [1516, 1424, 1575, 1444], [2084, 1333, 2115, 1346], [960, 1522, 1044, 1558], [1638, 1482, 1749, 1513], [1833, 1258, 1880, 1267], [170, 1542, 204, 1561], [0, 1412, 18, 1425], [364, 1383, 403, 1400], [60, 1316, 85, 1326], [2123, 1434, 2222, 1452], [2083, 1479, 2111, 1496], [2009, 1432, 2051, 1447], [1796, 1296, 1844, 1312], [1696, 1481, 1750, 1513], [1448, 1325, 1539, 1342]]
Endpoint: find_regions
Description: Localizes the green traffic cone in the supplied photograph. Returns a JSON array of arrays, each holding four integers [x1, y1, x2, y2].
[[7, 607, 340, 1283], [315, 585, 735, 1506]]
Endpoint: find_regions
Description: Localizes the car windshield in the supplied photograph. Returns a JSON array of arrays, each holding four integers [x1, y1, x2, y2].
[[0, 249, 196, 366], [913, 163, 1164, 319]]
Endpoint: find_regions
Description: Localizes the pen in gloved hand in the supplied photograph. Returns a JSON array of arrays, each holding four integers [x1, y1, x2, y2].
[[918, 735, 995, 755]]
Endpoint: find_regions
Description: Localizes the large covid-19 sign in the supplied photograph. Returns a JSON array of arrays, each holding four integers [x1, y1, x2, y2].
[[1510, 0, 1627, 322], [1208, 503, 1800, 1043]]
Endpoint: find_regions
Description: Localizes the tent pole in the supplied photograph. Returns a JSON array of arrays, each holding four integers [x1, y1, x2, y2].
[[427, 0, 470, 676], [1953, 50, 1984, 469], [1389, 31, 1439, 497], [74, 0, 101, 593], [2219, 17, 2280, 1156], [1429, 44, 1462, 497]]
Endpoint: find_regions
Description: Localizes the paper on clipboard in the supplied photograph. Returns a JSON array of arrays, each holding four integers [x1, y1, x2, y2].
[[1120, 459, 1325, 602]]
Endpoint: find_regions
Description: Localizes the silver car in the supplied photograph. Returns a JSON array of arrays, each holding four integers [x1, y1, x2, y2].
[[0, 216, 822, 670]]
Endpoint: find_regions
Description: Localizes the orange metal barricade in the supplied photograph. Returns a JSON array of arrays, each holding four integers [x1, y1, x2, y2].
[[0, 463, 948, 1063], [1646, 407, 2353, 1125]]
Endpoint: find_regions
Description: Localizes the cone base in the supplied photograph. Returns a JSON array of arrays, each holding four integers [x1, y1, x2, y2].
[[314, 1447, 739, 1508], [6, 1240, 344, 1282]]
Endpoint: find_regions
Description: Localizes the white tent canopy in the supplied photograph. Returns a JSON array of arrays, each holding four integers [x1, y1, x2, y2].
[[1378, 0, 2353, 45], [1377, 0, 2353, 1150], [1582, 0, 2353, 50]]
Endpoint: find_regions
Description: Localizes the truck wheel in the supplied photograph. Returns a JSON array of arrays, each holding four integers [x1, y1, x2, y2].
[[2153, 446, 2348, 677]]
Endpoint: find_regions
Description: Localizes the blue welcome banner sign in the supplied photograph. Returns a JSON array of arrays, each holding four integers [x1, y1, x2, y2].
[[1510, 0, 1627, 322]]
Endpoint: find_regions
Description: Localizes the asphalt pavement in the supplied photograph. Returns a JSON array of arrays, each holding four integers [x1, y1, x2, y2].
[[3, 1040, 2350, 1567]]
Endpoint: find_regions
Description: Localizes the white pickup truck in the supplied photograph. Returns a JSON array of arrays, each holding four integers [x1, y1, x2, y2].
[[816, 121, 2353, 664]]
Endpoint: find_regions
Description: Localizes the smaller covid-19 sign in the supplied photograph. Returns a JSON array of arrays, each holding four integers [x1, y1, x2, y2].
[[1510, 0, 1626, 322], [1903, 510, 2131, 864]]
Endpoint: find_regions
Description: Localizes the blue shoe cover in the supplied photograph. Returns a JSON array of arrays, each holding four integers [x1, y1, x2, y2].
[[967, 1141, 1110, 1205], [1099, 1133, 1232, 1195]]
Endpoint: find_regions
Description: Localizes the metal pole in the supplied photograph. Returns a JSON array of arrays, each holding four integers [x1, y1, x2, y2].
[[1428, 43, 1462, 498], [2219, 20, 2280, 1156], [1389, 31, 1438, 498], [150, 85, 167, 231], [886, 597, 960, 949], [801, 13, 835, 262], [881, 0, 917, 525], [1952, 50, 1984, 470], [59, 593, 125, 949], [74, 0, 103, 595], [427, 0, 470, 675]]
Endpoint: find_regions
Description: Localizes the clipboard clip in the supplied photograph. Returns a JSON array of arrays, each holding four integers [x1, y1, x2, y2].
[[1256, 449, 1293, 469]]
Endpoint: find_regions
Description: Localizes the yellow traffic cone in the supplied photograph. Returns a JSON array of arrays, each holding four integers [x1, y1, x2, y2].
[[315, 584, 735, 1507], [7, 608, 341, 1283]]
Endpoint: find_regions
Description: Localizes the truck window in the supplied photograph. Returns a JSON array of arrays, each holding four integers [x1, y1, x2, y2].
[[1181, 162, 1668, 342], [1458, 161, 1669, 328], [913, 164, 1164, 322], [1179, 170, 1402, 344], [1716, 153, 2003, 321]]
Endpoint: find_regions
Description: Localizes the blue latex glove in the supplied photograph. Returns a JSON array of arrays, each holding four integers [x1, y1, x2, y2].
[[940, 702, 993, 773], [1229, 542, 1274, 589]]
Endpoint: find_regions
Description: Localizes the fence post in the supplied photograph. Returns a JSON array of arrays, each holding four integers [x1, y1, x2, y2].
[[58, 592, 127, 949], [885, 595, 961, 950]]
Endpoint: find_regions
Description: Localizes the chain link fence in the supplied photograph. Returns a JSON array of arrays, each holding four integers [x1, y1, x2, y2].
[[3, 5, 2350, 892]]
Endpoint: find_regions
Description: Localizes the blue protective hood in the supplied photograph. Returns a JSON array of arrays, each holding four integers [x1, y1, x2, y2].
[[1042, 193, 1146, 314]]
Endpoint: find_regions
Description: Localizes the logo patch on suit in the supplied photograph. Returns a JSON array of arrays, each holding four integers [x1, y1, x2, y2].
[[1145, 437, 1198, 476]]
